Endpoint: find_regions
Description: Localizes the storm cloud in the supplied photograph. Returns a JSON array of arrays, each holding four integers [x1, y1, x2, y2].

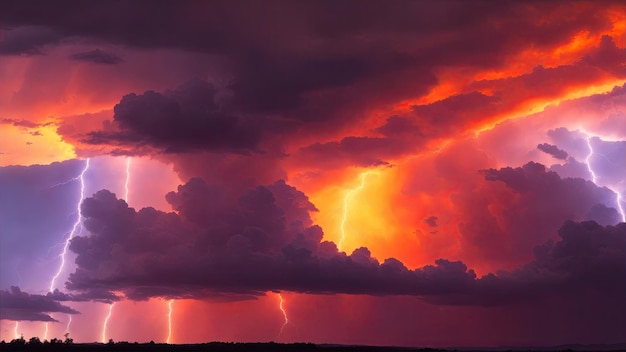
[[0, 286, 79, 322], [65, 176, 625, 307], [83, 80, 262, 154]]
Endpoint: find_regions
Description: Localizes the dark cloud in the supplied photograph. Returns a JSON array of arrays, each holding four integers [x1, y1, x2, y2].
[[372, 92, 500, 141], [231, 54, 380, 113], [537, 143, 568, 160], [585, 204, 621, 227], [65, 177, 625, 308], [0, 25, 62, 55], [6, 1, 623, 155], [0, 286, 79, 322], [483, 162, 605, 201], [67, 184, 479, 299], [294, 137, 412, 169], [406, 147, 624, 272], [582, 35, 626, 76], [413, 92, 500, 128], [69, 49, 123, 65], [457, 161, 622, 269], [424, 216, 438, 228], [432, 220, 626, 306], [549, 157, 591, 180], [481, 162, 620, 228], [83, 79, 262, 154], [0, 1, 612, 65], [374, 115, 423, 138]]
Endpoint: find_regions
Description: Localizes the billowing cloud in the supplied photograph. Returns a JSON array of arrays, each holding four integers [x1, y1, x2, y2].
[[0, 286, 79, 322], [428, 220, 626, 306], [5, 1, 619, 165], [65, 176, 625, 308], [459, 161, 621, 265], [83, 80, 262, 154]]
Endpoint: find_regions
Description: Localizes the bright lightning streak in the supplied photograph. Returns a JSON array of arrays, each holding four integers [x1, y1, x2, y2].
[[585, 136, 599, 184], [583, 132, 626, 223], [616, 193, 626, 223], [166, 300, 174, 344], [338, 171, 377, 251], [124, 157, 131, 203], [49, 158, 91, 292], [97, 157, 132, 341], [101, 303, 115, 343], [45, 158, 90, 340], [14, 322, 19, 339], [276, 293, 289, 338], [66, 315, 72, 334]]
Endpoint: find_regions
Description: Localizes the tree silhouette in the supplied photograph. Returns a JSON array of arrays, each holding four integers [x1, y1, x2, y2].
[[64, 333, 73, 345], [49, 338, 62, 345], [28, 337, 42, 345], [9, 336, 25, 346]]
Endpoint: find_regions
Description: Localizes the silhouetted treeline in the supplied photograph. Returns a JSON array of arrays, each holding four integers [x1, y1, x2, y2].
[[1, 338, 625, 352], [0, 338, 449, 352]]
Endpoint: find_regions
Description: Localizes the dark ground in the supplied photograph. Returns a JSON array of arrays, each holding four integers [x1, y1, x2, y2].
[[1, 341, 626, 352]]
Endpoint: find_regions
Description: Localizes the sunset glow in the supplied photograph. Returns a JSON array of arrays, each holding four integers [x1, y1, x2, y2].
[[1, 1, 625, 348]]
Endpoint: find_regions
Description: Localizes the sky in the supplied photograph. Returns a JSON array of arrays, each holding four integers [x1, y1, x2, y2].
[[1, 0, 625, 347]]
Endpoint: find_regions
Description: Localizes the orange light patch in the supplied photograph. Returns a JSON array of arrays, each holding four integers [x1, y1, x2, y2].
[[472, 78, 626, 136], [0, 124, 76, 166]]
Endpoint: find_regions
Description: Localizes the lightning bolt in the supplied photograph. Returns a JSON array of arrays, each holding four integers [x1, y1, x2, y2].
[[50, 158, 90, 292], [166, 300, 174, 343], [13, 322, 19, 340], [45, 158, 90, 340], [583, 132, 626, 223], [101, 303, 115, 343], [96, 157, 133, 342], [276, 293, 289, 339], [585, 136, 599, 184], [65, 315, 72, 334], [339, 171, 377, 251], [125, 157, 179, 343], [125, 157, 131, 203]]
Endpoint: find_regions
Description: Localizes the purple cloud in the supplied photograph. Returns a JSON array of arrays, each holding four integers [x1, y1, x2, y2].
[[537, 143, 568, 160], [0, 287, 79, 322], [64, 177, 625, 308]]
